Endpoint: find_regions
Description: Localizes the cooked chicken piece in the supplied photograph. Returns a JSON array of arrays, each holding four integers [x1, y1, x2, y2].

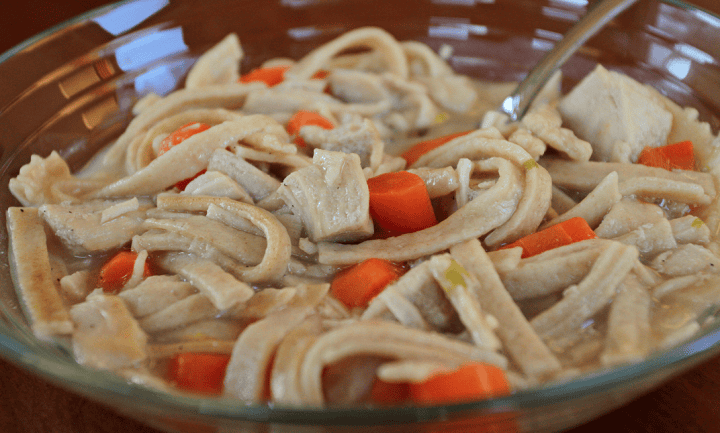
[[300, 115, 384, 170], [278, 149, 373, 243], [70, 290, 148, 370], [558, 64, 672, 163], [651, 244, 720, 276]]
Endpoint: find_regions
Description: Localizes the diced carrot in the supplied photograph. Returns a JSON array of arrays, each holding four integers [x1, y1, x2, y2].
[[401, 130, 473, 166], [158, 122, 211, 156], [311, 69, 329, 80], [174, 169, 206, 192], [370, 379, 410, 405], [367, 171, 438, 234], [637, 140, 695, 171], [157, 122, 211, 190], [98, 251, 151, 294], [502, 217, 596, 258], [560, 216, 598, 242], [286, 110, 334, 147], [331, 258, 405, 308], [239, 65, 290, 87], [408, 363, 510, 405], [168, 353, 231, 395]]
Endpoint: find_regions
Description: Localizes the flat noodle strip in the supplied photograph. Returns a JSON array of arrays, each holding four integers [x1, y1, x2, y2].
[[450, 239, 561, 379], [428, 254, 501, 351], [600, 275, 651, 367], [126, 108, 244, 173], [317, 139, 525, 264], [96, 115, 288, 197], [169, 256, 254, 310], [297, 321, 508, 406], [185, 33, 242, 90], [499, 240, 608, 300], [530, 242, 639, 352], [541, 156, 716, 197], [285, 27, 409, 81], [541, 171, 621, 230], [413, 130, 552, 247], [101, 83, 264, 171], [270, 316, 324, 406], [6, 207, 72, 340], [619, 177, 710, 205], [156, 195, 292, 283], [138, 293, 218, 333], [223, 284, 329, 402], [148, 340, 236, 359]]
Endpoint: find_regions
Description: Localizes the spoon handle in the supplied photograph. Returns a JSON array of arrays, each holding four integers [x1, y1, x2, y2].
[[500, 0, 640, 121]]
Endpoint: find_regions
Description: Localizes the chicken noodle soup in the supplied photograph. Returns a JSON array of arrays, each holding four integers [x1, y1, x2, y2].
[[7, 27, 720, 405]]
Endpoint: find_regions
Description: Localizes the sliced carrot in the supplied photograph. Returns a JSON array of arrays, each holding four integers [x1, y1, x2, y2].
[[168, 353, 231, 395], [157, 122, 211, 190], [408, 363, 510, 405], [370, 379, 410, 405], [98, 251, 151, 294], [239, 65, 290, 87], [330, 258, 405, 308], [401, 130, 473, 166], [311, 69, 329, 80], [502, 217, 596, 258], [637, 140, 695, 171], [286, 110, 334, 147], [367, 171, 438, 234], [158, 122, 211, 156], [174, 169, 206, 192]]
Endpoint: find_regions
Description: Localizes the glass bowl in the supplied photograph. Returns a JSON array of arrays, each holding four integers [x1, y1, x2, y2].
[[1, 0, 720, 432]]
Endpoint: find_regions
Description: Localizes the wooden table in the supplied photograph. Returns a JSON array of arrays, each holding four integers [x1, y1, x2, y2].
[[2, 1, 720, 432]]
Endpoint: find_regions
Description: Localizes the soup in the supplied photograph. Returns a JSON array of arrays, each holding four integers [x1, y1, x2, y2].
[[7, 27, 720, 406]]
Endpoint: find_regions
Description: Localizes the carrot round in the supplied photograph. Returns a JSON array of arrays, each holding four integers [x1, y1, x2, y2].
[[401, 130, 473, 166], [637, 140, 695, 171], [286, 110, 334, 147], [367, 171, 438, 234], [98, 251, 151, 294], [239, 65, 290, 87], [158, 122, 211, 156], [168, 353, 231, 395], [502, 217, 596, 258], [331, 258, 404, 308], [370, 379, 410, 405], [408, 363, 510, 405]]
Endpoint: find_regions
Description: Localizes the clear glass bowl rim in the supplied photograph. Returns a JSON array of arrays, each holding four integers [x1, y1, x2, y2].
[[1, 0, 720, 426]]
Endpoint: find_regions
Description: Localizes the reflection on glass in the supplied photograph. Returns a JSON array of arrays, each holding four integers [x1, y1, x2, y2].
[[115, 28, 188, 72], [82, 96, 119, 129], [288, 27, 323, 40], [541, 6, 580, 21], [666, 57, 691, 80], [59, 60, 116, 99], [93, 0, 170, 36], [134, 59, 194, 96], [675, 43, 714, 65]]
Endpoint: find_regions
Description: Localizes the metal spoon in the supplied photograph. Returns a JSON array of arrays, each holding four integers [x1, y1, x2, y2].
[[498, 0, 640, 122]]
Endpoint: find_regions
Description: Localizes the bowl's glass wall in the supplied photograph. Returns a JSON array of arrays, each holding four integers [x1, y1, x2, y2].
[[1, 0, 720, 432]]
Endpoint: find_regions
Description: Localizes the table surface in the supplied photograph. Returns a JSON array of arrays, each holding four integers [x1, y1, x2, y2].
[[2, 0, 720, 432]]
